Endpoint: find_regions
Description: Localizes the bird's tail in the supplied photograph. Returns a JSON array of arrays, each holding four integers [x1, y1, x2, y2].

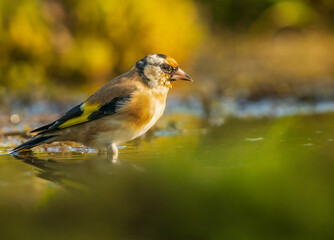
[[11, 135, 57, 153]]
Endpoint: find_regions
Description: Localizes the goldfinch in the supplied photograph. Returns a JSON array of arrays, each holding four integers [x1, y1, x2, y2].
[[12, 54, 192, 160]]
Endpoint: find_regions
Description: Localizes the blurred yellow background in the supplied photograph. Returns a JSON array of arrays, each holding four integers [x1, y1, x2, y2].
[[1, 0, 334, 102]]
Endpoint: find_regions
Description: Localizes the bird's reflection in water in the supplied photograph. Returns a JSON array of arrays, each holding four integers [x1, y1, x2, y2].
[[13, 152, 145, 192]]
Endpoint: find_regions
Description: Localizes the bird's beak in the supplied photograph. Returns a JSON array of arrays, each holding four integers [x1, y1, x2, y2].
[[171, 68, 193, 81]]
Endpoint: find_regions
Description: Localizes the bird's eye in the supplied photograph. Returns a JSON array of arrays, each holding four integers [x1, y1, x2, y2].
[[161, 64, 172, 73]]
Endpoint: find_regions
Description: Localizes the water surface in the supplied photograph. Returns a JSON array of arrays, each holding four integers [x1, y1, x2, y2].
[[0, 113, 333, 239]]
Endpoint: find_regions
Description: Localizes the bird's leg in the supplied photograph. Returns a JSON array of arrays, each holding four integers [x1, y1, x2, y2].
[[107, 143, 118, 163]]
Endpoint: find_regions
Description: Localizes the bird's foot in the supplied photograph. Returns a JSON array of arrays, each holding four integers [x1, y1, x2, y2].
[[107, 143, 118, 163]]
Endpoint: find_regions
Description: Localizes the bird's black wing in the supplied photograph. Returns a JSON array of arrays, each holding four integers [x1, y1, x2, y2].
[[31, 95, 132, 135]]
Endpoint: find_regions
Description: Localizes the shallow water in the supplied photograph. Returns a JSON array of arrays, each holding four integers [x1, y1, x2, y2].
[[0, 113, 333, 239]]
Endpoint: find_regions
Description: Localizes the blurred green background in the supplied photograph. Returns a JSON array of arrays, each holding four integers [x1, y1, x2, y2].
[[1, 1, 334, 239]]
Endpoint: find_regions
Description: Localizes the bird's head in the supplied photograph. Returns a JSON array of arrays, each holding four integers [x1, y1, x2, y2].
[[135, 54, 192, 89]]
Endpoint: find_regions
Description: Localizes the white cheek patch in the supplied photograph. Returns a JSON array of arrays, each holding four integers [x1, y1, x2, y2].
[[144, 65, 162, 83], [143, 54, 169, 88]]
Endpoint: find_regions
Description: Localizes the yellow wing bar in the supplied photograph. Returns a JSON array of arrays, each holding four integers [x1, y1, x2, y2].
[[58, 103, 100, 129]]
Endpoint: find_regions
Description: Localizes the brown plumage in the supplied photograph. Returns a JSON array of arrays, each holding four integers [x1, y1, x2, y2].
[[12, 54, 192, 160]]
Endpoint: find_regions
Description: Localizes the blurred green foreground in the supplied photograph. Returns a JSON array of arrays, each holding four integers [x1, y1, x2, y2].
[[0, 114, 333, 239]]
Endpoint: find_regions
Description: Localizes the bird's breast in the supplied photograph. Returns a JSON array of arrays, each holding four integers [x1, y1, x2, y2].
[[130, 101, 165, 140], [88, 87, 168, 146], [124, 87, 168, 140]]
